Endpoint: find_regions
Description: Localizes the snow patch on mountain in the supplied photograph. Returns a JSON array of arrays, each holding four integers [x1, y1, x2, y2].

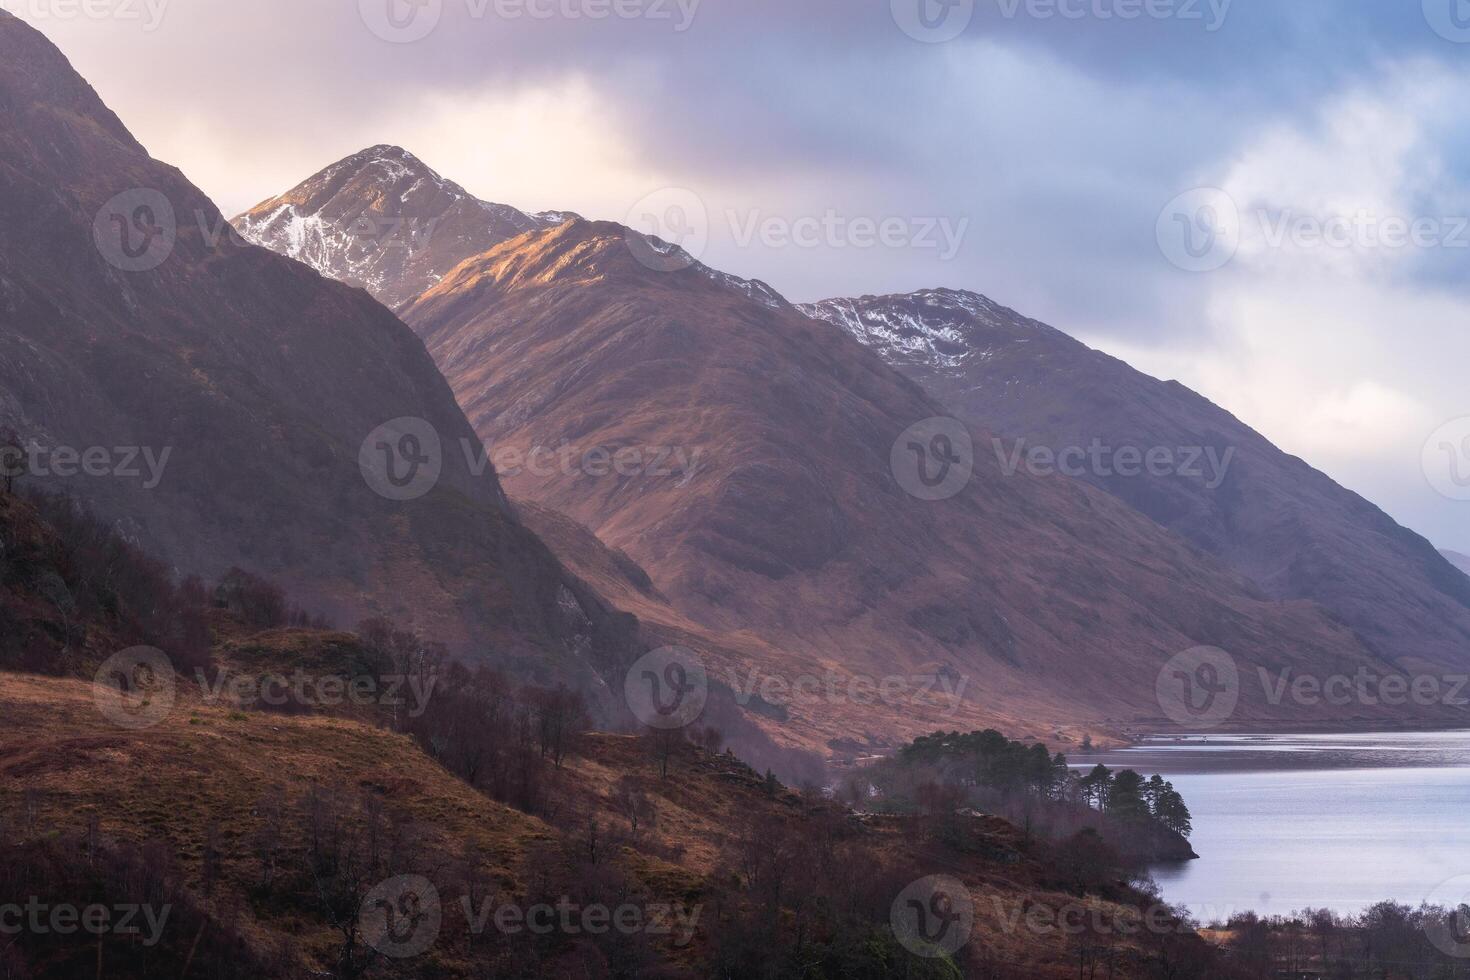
[[800, 288, 1035, 371]]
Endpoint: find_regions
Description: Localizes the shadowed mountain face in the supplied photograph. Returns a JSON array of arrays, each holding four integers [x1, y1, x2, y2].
[[802, 289, 1470, 675], [234, 145, 571, 312], [0, 13, 636, 691]]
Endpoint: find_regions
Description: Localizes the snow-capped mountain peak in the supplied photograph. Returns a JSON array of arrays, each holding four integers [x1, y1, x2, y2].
[[233, 146, 572, 310]]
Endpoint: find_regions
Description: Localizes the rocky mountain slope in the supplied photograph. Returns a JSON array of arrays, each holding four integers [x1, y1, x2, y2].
[[234, 145, 571, 311], [235, 147, 1470, 745], [0, 12, 636, 698], [802, 289, 1470, 675], [392, 216, 1441, 743]]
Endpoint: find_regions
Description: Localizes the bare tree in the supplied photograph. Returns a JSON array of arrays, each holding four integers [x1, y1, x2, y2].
[[611, 775, 657, 836]]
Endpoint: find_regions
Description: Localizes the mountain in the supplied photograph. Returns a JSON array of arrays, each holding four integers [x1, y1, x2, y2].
[[0, 461, 1214, 977], [0, 12, 636, 697], [239, 150, 1470, 747], [801, 290, 1470, 675], [1441, 549, 1470, 578], [393, 216, 1449, 744], [234, 144, 573, 311]]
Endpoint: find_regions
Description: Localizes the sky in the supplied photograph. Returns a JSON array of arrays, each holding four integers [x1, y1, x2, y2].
[[11, 0, 1470, 550]]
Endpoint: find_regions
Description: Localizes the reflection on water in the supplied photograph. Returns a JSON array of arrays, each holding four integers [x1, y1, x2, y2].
[[1071, 731, 1470, 920]]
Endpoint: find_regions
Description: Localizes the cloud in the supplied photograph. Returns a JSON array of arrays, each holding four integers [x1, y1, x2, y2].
[[1107, 59, 1470, 548], [13, 0, 1470, 545]]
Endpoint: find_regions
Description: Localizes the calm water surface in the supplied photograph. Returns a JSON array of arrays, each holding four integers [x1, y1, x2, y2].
[[1072, 731, 1470, 921]]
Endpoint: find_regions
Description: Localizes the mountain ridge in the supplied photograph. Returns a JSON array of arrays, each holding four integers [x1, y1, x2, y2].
[[0, 14, 640, 707], [801, 289, 1470, 673]]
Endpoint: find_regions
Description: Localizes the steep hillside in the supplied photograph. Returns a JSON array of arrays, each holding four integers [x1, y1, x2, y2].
[[803, 290, 1470, 676], [395, 217, 1436, 745], [0, 668, 1226, 979], [0, 13, 636, 701]]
